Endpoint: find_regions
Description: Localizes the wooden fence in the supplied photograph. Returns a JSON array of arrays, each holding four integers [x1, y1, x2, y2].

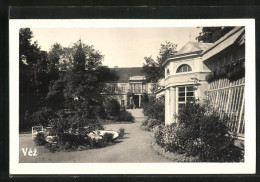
[[207, 77, 245, 138]]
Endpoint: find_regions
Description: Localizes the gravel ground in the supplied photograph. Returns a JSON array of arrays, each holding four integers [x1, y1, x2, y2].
[[19, 109, 171, 163]]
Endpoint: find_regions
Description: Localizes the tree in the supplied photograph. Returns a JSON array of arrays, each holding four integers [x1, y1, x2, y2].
[[196, 27, 235, 43], [19, 28, 50, 130], [142, 56, 162, 83], [142, 41, 177, 83], [59, 42, 104, 71], [48, 43, 64, 72], [62, 41, 103, 111], [46, 79, 65, 111]]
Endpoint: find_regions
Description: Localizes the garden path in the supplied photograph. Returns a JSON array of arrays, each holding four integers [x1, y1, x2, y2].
[[19, 109, 171, 163]]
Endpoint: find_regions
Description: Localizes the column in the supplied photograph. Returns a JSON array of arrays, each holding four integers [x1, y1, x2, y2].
[[169, 87, 176, 124], [139, 95, 141, 108], [165, 88, 170, 125]]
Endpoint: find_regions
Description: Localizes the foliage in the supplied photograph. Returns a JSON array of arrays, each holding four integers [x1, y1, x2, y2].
[[60, 41, 105, 127], [141, 119, 148, 126], [48, 43, 64, 72], [142, 41, 177, 83], [46, 79, 65, 111], [142, 56, 162, 83], [151, 140, 199, 162], [31, 107, 56, 127], [96, 66, 119, 82], [118, 128, 125, 139], [157, 41, 178, 66], [206, 58, 245, 83], [97, 105, 108, 119], [103, 98, 121, 117], [153, 125, 165, 147], [116, 110, 134, 122], [153, 103, 243, 162], [60, 133, 88, 148], [50, 110, 104, 150], [196, 27, 235, 43], [141, 93, 149, 106], [142, 96, 165, 122], [103, 133, 114, 143], [19, 29, 61, 130], [34, 132, 47, 146], [19, 28, 49, 130]]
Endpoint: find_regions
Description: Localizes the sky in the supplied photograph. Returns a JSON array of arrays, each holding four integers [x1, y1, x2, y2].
[[31, 27, 202, 68]]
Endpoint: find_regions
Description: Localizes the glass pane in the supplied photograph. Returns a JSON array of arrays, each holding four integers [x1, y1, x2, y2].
[[178, 97, 185, 102], [179, 92, 185, 97], [187, 87, 193, 91], [188, 65, 192, 71], [179, 87, 185, 92], [187, 92, 194, 96], [187, 97, 195, 102], [183, 65, 188, 72]]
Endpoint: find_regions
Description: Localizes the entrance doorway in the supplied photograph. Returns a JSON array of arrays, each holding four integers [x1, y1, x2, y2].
[[133, 95, 140, 108]]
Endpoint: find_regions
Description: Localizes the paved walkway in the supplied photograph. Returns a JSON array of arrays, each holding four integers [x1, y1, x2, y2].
[[19, 109, 171, 163]]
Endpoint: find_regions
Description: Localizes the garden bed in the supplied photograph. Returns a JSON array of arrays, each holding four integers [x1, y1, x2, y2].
[[151, 140, 199, 162]]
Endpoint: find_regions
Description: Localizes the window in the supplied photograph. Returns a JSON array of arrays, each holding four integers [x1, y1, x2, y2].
[[111, 86, 116, 93], [121, 85, 125, 93], [176, 64, 192, 73], [178, 86, 195, 112]]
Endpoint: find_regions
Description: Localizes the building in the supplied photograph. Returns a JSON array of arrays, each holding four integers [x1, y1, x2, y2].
[[162, 41, 213, 125], [160, 26, 245, 139], [100, 67, 156, 108], [202, 26, 245, 139]]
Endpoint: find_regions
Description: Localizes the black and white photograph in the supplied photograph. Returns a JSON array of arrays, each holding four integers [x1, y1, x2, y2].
[[9, 19, 255, 174]]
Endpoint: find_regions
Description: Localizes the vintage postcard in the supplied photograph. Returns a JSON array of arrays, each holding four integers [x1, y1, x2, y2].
[[9, 19, 255, 174]]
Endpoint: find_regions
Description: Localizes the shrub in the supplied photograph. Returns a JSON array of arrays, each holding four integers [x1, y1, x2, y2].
[[97, 105, 108, 119], [116, 110, 134, 122], [118, 128, 125, 138], [60, 133, 88, 148], [51, 110, 104, 150], [153, 125, 165, 147], [153, 103, 243, 162], [142, 96, 164, 122], [31, 107, 56, 127], [103, 133, 114, 143], [34, 132, 47, 146], [141, 118, 162, 131], [103, 98, 120, 116]]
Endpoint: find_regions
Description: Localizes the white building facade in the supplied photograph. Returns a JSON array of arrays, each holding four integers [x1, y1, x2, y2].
[[162, 42, 213, 125]]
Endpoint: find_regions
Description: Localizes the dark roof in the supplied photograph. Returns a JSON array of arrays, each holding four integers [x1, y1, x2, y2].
[[109, 67, 145, 82]]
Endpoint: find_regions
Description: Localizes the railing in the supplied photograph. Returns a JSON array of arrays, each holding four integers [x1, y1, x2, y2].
[[129, 89, 147, 94]]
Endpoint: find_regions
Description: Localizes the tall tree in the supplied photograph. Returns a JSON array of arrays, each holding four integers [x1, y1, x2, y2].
[[196, 27, 235, 43], [62, 41, 103, 111], [19, 28, 51, 129], [142, 41, 177, 83]]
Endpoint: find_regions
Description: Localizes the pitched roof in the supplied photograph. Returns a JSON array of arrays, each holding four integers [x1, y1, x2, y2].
[[176, 41, 213, 55], [162, 41, 213, 66], [109, 67, 145, 82]]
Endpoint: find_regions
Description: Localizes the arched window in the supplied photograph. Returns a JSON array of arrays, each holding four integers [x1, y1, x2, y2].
[[176, 64, 192, 73]]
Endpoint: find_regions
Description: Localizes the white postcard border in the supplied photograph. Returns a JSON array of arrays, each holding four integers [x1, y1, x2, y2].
[[9, 19, 256, 174]]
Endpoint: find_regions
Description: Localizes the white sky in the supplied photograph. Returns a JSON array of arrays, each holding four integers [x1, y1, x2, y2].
[[31, 27, 202, 67]]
